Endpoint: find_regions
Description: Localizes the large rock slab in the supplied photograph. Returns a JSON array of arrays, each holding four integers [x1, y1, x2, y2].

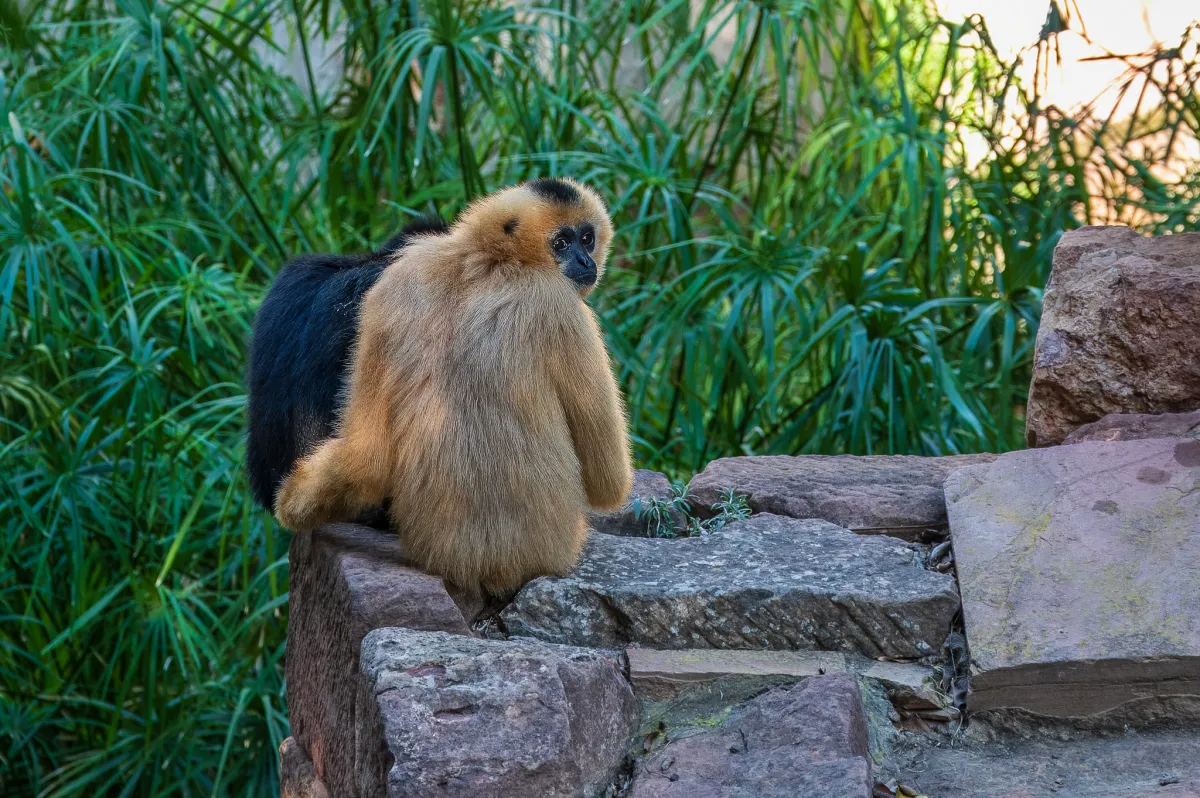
[[688, 454, 994, 538], [1026, 225, 1200, 447], [588, 469, 683, 538], [501, 515, 959, 659], [630, 674, 871, 798], [946, 439, 1200, 718], [286, 524, 473, 796], [356, 628, 638, 798], [1065, 409, 1200, 444]]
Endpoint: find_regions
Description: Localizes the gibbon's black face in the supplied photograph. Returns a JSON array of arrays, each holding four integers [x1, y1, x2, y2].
[[551, 223, 598, 288]]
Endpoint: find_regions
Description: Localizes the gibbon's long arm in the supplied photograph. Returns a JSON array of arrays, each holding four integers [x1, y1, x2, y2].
[[273, 326, 396, 532], [550, 307, 632, 511]]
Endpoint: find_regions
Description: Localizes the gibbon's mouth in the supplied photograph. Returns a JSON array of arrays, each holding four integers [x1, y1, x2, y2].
[[562, 253, 597, 288]]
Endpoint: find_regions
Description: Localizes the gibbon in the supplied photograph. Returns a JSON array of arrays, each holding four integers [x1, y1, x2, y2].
[[246, 216, 449, 526], [269, 178, 633, 594]]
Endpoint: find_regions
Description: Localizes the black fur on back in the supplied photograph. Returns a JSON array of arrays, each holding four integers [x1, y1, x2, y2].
[[246, 215, 448, 517]]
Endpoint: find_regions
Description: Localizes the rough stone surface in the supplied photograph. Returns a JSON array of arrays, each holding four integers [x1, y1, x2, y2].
[[627, 647, 847, 701], [286, 524, 472, 797], [630, 674, 871, 798], [1064, 409, 1200, 444], [688, 454, 995, 538], [889, 727, 1200, 798], [502, 516, 959, 659], [279, 737, 329, 798], [588, 469, 682, 537], [1025, 225, 1200, 447], [946, 439, 1200, 718], [356, 628, 638, 798]]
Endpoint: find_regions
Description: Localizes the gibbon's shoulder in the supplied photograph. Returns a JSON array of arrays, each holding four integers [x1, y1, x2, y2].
[[378, 215, 451, 257]]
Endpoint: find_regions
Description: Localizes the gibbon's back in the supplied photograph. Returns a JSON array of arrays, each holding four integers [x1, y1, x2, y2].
[[245, 217, 448, 511]]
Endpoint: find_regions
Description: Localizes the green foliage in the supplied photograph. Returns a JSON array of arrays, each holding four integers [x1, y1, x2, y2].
[[634, 486, 752, 538], [1, 0, 1196, 794]]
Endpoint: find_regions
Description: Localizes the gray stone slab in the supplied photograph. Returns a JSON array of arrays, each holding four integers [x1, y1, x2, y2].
[[357, 628, 638, 797], [946, 439, 1200, 718], [890, 727, 1200, 798], [688, 454, 995, 539], [501, 515, 959, 659]]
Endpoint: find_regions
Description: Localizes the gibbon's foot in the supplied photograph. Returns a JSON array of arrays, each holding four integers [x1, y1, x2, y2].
[[274, 457, 338, 532]]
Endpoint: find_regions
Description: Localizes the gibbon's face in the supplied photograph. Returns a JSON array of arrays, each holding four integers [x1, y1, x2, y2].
[[467, 177, 614, 297]]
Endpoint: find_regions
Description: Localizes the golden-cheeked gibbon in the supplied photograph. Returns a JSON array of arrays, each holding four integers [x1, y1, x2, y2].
[[247, 178, 632, 595]]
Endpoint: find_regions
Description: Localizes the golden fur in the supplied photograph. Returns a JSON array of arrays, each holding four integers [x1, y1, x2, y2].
[[273, 179, 632, 594]]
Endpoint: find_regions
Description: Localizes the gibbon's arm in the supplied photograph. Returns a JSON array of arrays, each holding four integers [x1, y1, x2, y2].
[[274, 327, 396, 532], [550, 307, 632, 511]]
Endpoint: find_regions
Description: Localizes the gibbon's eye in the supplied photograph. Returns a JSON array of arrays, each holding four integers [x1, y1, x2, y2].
[[553, 235, 570, 252], [580, 228, 595, 251]]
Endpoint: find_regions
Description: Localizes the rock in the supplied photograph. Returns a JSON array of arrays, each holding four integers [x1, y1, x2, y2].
[[588, 469, 683, 538], [627, 648, 848, 701], [1064, 409, 1200, 444], [890, 726, 1200, 798], [1025, 225, 1200, 447], [286, 524, 473, 796], [860, 662, 946, 712], [356, 628, 638, 797], [279, 737, 329, 798], [688, 454, 995, 539], [502, 516, 959, 659], [631, 674, 871, 798], [945, 439, 1200, 719]]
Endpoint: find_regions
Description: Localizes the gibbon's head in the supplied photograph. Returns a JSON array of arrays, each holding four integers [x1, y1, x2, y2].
[[456, 178, 614, 296]]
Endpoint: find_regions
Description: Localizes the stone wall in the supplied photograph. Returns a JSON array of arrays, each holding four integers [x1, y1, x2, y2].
[[281, 225, 1200, 797]]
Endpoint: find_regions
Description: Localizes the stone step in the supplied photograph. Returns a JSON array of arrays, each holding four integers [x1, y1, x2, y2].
[[630, 674, 871, 798], [888, 727, 1200, 798], [946, 438, 1200, 723], [501, 514, 959, 660], [1064, 408, 1200, 444], [688, 453, 994, 540], [357, 629, 637, 797]]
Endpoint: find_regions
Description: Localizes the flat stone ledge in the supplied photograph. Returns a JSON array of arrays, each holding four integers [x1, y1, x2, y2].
[[358, 628, 638, 797], [1064, 409, 1200, 444], [946, 439, 1200, 720], [688, 453, 995, 540], [501, 515, 959, 659], [628, 648, 848, 701], [286, 524, 473, 797]]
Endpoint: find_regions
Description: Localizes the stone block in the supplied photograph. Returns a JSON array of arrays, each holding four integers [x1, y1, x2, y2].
[[946, 439, 1200, 718], [502, 516, 959, 659], [1026, 225, 1200, 447], [688, 454, 994, 539]]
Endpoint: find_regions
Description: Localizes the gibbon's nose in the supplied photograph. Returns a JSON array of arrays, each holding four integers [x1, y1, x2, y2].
[[563, 249, 597, 287]]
